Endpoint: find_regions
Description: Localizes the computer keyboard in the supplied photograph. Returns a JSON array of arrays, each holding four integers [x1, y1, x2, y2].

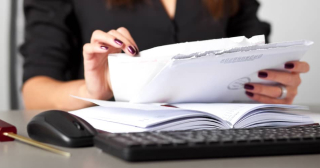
[[94, 125, 320, 162]]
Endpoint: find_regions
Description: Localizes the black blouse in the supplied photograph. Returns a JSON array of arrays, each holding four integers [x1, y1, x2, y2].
[[21, 0, 270, 84]]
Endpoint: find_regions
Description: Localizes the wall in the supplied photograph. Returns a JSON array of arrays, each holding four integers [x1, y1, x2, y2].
[[258, 0, 320, 106], [0, 0, 10, 111]]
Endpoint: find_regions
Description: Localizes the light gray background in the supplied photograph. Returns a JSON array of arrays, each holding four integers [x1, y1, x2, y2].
[[258, 0, 320, 105], [0, 0, 10, 111], [0, 0, 319, 111]]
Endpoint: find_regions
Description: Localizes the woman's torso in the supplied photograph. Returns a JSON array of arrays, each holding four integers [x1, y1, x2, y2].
[[73, 0, 228, 50], [22, 0, 269, 83]]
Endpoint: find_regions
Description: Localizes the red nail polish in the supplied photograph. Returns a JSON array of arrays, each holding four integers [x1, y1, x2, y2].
[[127, 46, 136, 55], [114, 39, 123, 46], [285, 63, 294, 69], [246, 91, 254, 97], [258, 72, 268, 78], [244, 84, 254, 90], [100, 46, 108, 50]]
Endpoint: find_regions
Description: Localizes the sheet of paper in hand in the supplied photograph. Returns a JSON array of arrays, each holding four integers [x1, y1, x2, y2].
[[108, 35, 313, 104]]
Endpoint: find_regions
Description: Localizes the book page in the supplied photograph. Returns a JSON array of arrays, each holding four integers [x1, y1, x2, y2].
[[71, 96, 308, 128], [172, 103, 308, 126], [69, 106, 217, 128], [77, 116, 148, 133], [71, 95, 170, 111], [74, 113, 224, 133], [234, 109, 313, 128]]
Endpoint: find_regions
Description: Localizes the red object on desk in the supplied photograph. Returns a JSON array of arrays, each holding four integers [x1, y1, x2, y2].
[[0, 119, 17, 141]]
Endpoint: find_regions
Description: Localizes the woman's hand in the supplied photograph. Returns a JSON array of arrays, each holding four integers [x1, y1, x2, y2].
[[82, 27, 139, 100], [244, 61, 310, 104]]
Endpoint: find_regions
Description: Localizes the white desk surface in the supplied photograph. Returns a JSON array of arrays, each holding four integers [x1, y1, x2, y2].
[[1, 109, 320, 168]]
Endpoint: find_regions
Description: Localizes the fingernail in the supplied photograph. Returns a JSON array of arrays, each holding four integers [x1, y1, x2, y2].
[[127, 46, 136, 55], [285, 63, 294, 69], [258, 71, 268, 78], [244, 84, 254, 90], [100, 46, 108, 50], [246, 91, 254, 97], [114, 39, 123, 46]]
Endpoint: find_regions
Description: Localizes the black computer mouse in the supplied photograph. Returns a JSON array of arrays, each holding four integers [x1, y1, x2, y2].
[[27, 110, 97, 147]]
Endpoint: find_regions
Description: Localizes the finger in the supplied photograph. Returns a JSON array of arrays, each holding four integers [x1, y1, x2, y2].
[[83, 43, 105, 60], [83, 43, 120, 61], [258, 70, 301, 86], [83, 43, 119, 72], [245, 91, 293, 104], [90, 30, 128, 50], [116, 27, 139, 51], [244, 83, 297, 99], [284, 61, 310, 73], [108, 29, 139, 55], [244, 83, 282, 98]]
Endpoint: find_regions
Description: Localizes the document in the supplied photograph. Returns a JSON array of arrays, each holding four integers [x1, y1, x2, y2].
[[108, 35, 265, 103], [107, 35, 313, 104]]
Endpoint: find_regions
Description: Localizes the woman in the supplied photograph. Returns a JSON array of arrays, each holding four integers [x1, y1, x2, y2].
[[21, 0, 309, 110]]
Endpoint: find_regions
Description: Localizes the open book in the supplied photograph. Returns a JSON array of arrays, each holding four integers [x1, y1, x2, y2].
[[69, 97, 314, 133], [108, 35, 313, 104]]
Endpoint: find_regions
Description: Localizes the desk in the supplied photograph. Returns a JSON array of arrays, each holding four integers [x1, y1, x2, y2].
[[1, 110, 320, 168]]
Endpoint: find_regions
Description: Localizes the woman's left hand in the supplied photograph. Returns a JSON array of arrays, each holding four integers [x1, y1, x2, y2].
[[244, 61, 310, 104]]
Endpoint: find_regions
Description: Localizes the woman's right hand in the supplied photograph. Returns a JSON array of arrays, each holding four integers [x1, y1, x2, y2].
[[82, 27, 139, 100]]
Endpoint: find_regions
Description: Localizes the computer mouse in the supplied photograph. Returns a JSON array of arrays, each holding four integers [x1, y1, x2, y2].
[[27, 110, 97, 147]]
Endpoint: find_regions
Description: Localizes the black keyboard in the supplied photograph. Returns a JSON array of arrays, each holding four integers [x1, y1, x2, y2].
[[94, 125, 320, 162]]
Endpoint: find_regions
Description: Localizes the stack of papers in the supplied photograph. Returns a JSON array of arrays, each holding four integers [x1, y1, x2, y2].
[[108, 35, 313, 104], [70, 35, 315, 133]]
